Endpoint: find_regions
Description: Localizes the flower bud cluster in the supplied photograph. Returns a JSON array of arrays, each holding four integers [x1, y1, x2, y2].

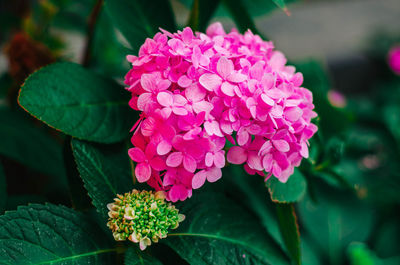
[[107, 189, 184, 250]]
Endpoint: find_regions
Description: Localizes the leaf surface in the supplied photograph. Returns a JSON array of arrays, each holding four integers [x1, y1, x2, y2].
[[105, 0, 176, 52], [166, 192, 290, 265], [266, 168, 307, 203], [276, 203, 301, 265], [0, 203, 115, 264], [18, 62, 133, 143], [0, 108, 65, 178], [72, 139, 134, 220]]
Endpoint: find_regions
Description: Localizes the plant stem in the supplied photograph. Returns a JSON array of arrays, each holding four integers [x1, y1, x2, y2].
[[82, 0, 104, 67]]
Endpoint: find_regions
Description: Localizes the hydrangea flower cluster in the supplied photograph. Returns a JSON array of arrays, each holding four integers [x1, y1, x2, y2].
[[107, 189, 184, 250], [388, 45, 400, 75], [125, 22, 317, 202]]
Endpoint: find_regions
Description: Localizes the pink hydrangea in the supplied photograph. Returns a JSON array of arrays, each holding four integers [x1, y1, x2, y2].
[[125, 22, 318, 202], [388, 45, 400, 75]]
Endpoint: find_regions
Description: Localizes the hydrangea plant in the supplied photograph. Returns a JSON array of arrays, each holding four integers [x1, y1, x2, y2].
[[1, 0, 400, 264]]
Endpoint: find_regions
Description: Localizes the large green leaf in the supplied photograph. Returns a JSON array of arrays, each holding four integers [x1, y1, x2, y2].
[[293, 60, 352, 138], [18, 62, 133, 143], [266, 168, 307, 203], [72, 139, 134, 220], [383, 104, 400, 147], [276, 204, 301, 265], [105, 0, 176, 52], [0, 108, 66, 179], [221, 0, 263, 36], [187, 0, 221, 32], [0, 203, 116, 264], [271, 0, 288, 11], [0, 162, 6, 212], [226, 166, 301, 264], [226, 165, 283, 245], [166, 192, 290, 265], [180, 0, 297, 18], [125, 247, 162, 265], [91, 8, 132, 78], [347, 242, 400, 265], [298, 181, 375, 265]]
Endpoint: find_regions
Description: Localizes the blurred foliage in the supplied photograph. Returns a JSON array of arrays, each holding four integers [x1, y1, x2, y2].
[[0, 0, 399, 264]]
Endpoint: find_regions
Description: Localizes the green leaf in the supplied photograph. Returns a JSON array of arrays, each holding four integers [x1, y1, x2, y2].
[[348, 242, 400, 265], [293, 60, 352, 137], [187, 0, 221, 32], [0, 203, 116, 264], [227, 165, 283, 246], [180, 0, 297, 18], [271, 0, 288, 10], [0, 162, 6, 212], [125, 247, 162, 265], [298, 181, 375, 265], [0, 108, 66, 179], [91, 8, 132, 78], [72, 139, 134, 220], [266, 168, 307, 203], [105, 0, 176, 52], [221, 0, 264, 37], [64, 136, 93, 210], [276, 204, 301, 265], [166, 192, 290, 265], [383, 104, 400, 147], [18, 62, 134, 143], [347, 243, 376, 265]]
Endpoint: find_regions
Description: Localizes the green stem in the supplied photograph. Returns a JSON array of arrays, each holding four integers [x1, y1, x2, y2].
[[82, 0, 104, 67]]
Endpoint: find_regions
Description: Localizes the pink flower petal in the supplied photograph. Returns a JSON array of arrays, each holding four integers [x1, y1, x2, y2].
[[140, 74, 155, 92], [166, 152, 183, 167], [172, 106, 188, 116], [150, 157, 166, 171], [205, 152, 214, 167], [221, 82, 236, 97], [199, 73, 222, 91], [182, 27, 194, 43], [193, 101, 213, 113], [262, 154, 273, 171], [183, 155, 197, 173], [157, 91, 173, 107], [177, 75, 192, 88], [157, 140, 172, 155], [272, 139, 290, 152], [247, 152, 263, 171], [227, 73, 247, 83], [285, 107, 303, 122], [237, 127, 249, 146], [137, 93, 153, 111], [135, 163, 151, 182], [261, 94, 274, 106], [217, 57, 234, 79], [168, 184, 187, 202], [192, 170, 207, 189], [300, 142, 309, 158], [227, 146, 247, 164], [214, 151, 225, 168], [207, 167, 222, 182], [128, 148, 146, 162]]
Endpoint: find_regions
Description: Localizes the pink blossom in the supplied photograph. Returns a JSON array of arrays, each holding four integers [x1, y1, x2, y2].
[[388, 45, 400, 75], [124, 22, 318, 201], [327, 90, 347, 108]]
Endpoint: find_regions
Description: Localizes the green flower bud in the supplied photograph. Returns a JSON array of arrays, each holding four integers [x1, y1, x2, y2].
[[107, 189, 185, 250]]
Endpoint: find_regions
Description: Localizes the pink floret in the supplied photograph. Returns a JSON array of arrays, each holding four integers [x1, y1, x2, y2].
[[124, 22, 318, 201], [388, 45, 400, 75]]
